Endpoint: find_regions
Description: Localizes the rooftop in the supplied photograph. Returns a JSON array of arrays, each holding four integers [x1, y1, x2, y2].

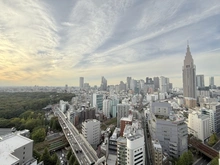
[[0, 134, 33, 165]]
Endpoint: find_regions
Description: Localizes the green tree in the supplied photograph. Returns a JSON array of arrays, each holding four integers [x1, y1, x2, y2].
[[51, 153, 59, 165], [208, 133, 218, 146], [40, 148, 52, 165], [177, 151, 194, 165], [210, 157, 219, 165], [33, 150, 41, 162], [31, 127, 46, 143], [69, 155, 75, 165], [67, 149, 72, 160]]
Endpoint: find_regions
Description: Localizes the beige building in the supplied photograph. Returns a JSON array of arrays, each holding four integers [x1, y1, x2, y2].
[[184, 97, 197, 108], [182, 44, 196, 98], [152, 139, 163, 165]]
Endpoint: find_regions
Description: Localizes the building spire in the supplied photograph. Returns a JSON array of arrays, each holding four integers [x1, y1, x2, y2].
[[187, 40, 190, 53]]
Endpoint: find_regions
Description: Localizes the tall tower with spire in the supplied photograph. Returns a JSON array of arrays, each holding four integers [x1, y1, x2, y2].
[[182, 44, 196, 98]]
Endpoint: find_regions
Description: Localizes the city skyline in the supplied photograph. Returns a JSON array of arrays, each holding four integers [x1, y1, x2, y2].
[[0, 0, 220, 87]]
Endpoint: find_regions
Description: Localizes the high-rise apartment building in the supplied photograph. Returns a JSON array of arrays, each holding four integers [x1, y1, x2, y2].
[[82, 119, 100, 146], [196, 75, 205, 87], [182, 44, 196, 98], [103, 99, 112, 118], [79, 77, 84, 89]]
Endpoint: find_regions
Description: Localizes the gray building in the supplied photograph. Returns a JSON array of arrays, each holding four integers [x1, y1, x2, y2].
[[117, 104, 130, 127], [154, 77, 160, 91], [149, 102, 188, 158], [182, 44, 196, 98], [79, 77, 84, 89], [196, 75, 205, 87]]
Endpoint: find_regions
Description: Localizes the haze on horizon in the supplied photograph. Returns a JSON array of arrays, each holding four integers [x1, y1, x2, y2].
[[0, 0, 220, 87]]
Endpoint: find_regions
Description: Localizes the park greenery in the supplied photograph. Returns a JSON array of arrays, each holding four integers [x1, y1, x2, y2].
[[208, 133, 219, 146], [210, 157, 219, 165], [0, 92, 74, 165]]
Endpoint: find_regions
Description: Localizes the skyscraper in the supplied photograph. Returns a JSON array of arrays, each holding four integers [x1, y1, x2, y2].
[[182, 44, 196, 98], [196, 75, 205, 87], [209, 76, 214, 86], [100, 76, 107, 91], [79, 77, 84, 89], [159, 76, 169, 93], [127, 77, 131, 89], [153, 77, 160, 91]]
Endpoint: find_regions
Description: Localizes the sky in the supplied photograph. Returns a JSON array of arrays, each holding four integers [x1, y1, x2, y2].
[[0, 0, 220, 87]]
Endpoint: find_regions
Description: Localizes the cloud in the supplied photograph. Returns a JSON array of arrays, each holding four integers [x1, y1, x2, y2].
[[0, 0, 220, 87]]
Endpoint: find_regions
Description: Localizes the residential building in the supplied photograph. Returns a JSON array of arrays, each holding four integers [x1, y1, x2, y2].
[[184, 97, 197, 108], [182, 44, 196, 98], [196, 75, 205, 87], [82, 119, 100, 146], [103, 99, 112, 118], [187, 110, 210, 142], [152, 139, 163, 165]]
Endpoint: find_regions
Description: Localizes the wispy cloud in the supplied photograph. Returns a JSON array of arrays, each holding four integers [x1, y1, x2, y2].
[[0, 0, 220, 86]]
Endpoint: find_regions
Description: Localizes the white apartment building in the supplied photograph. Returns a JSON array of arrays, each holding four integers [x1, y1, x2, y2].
[[82, 119, 100, 146], [187, 110, 210, 142], [117, 122, 145, 165], [117, 104, 130, 127], [0, 134, 36, 165], [149, 102, 188, 158], [103, 99, 112, 118]]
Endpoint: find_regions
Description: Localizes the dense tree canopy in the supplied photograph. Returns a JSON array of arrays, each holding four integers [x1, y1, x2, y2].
[[210, 157, 219, 165], [208, 133, 218, 146], [31, 127, 46, 143], [177, 151, 193, 165]]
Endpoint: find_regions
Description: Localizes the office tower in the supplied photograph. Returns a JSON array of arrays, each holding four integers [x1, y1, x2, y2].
[[154, 77, 160, 91], [119, 81, 126, 91], [149, 102, 188, 158], [146, 77, 154, 84], [103, 99, 112, 118], [182, 44, 196, 98], [127, 77, 131, 89], [196, 75, 205, 87], [159, 76, 169, 93], [100, 76, 107, 91], [82, 119, 100, 146], [0, 134, 36, 165], [209, 76, 215, 86], [130, 79, 137, 91], [117, 104, 130, 127], [79, 77, 84, 89]]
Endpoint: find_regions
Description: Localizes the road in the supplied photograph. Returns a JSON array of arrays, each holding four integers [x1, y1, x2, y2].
[[213, 140, 220, 151], [194, 157, 211, 165], [53, 106, 105, 165]]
